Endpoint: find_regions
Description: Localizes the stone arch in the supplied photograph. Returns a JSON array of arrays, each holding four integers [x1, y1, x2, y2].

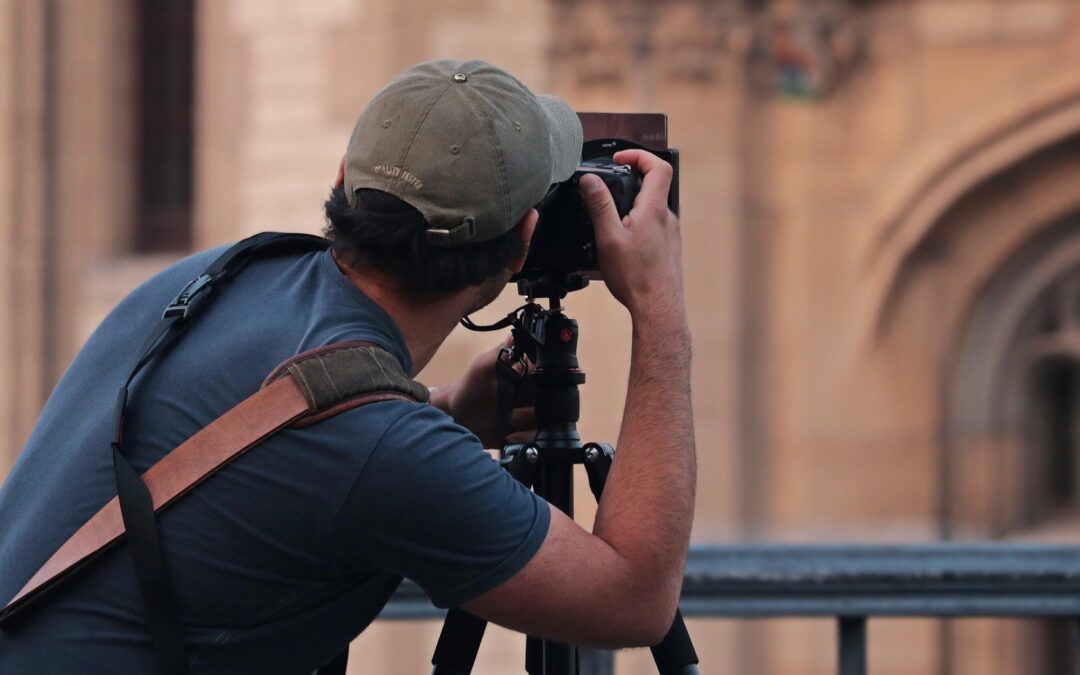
[[944, 215, 1080, 533], [859, 70, 1080, 341], [858, 107, 1080, 536]]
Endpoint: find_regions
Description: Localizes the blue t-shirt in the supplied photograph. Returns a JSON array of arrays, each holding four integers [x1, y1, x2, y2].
[[0, 246, 550, 674]]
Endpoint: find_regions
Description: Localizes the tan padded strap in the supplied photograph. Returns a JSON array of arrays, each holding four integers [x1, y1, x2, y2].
[[263, 340, 429, 412], [1, 342, 426, 623]]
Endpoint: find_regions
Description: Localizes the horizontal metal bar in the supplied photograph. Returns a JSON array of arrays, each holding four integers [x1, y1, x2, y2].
[[378, 544, 1080, 621], [681, 544, 1080, 618]]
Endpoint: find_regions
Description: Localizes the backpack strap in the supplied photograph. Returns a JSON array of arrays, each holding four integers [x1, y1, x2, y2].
[[2, 231, 427, 675], [0, 340, 427, 625], [106, 232, 331, 674]]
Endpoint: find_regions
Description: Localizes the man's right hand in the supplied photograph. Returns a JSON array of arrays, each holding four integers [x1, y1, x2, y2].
[[460, 150, 696, 649], [579, 150, 686, 326]]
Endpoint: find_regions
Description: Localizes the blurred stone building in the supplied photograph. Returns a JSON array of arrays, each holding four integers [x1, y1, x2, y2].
[[1, 0, 1078, 673]]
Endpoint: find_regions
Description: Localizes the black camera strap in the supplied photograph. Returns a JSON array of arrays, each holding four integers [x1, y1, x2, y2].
[[495, 332, 530, 443], [461, 306, 533, 444], [107, 232, 328, 675]]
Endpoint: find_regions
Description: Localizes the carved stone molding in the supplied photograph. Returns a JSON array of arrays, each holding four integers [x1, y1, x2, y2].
[[550, 1, 744, 86], [746, 0, 863, 99], [549, 0, 865, 96]]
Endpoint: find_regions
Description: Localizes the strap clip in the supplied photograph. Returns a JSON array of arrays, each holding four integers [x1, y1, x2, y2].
[[424, 217, 477, 247], [163, 274, 215, 321]]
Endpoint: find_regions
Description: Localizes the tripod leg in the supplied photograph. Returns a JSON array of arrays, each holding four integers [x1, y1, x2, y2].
[[582, 443, 613, 503], [525, 637, 577, 674], [526, 636, 543, 674], [524, 637, 582, 675], [583, 447, 701, 675], [502, 444, 539, 488], [649, 611, 700, 675], [431, 610, 487, 675], [430, 447, 538, 675]]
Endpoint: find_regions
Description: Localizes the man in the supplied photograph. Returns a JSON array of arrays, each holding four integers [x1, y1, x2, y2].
[[0, 60, 694, 673]]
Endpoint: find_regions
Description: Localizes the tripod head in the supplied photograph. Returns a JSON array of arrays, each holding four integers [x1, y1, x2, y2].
[[460, 277, 589, 476], [461, 266, 591, 370], [514, 271, 590, 302], [504, 301, 578, 371]]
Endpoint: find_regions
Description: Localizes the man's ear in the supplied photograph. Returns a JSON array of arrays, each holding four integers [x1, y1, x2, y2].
[[508, 209, 538, 275], [334, 157, 346, 189]]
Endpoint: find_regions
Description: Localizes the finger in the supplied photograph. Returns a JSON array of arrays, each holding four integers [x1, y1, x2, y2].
[[611, 149, 673, 210], [516, 378, 536, 407], [612, 148, 671, 177], [509, 407, 536, 431], [579, 173, 625, 241]]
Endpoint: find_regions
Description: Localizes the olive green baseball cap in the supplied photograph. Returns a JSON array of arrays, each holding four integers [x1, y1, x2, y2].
[[344, 59, 583, 246]]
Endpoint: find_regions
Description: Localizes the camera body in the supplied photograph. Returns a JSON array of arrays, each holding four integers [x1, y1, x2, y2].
[[512, 138, 680, 296]]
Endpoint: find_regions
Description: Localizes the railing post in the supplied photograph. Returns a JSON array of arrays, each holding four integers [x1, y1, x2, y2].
[[1072, 617, 1080, 675], [838, 616, 867, 675], [579, 648, 614, 675]]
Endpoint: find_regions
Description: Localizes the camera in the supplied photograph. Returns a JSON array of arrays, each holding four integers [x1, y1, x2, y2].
[[512, 137, 680, 297]]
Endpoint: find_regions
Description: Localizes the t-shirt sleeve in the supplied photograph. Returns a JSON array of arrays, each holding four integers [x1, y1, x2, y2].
[[330, 402, 551, 608]]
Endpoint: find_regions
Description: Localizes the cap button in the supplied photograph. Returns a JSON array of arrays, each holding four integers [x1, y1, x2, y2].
[[452, 73, 468, 83]]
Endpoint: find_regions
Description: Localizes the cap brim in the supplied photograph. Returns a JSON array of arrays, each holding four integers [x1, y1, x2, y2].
[[537, 95, 583, 184]]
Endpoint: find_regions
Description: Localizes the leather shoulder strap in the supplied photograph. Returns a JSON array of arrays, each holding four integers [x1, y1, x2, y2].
[[0, 341, 426, 624]]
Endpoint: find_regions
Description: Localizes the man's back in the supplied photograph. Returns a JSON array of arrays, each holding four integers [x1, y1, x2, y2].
[[0, 246, 548, 674]]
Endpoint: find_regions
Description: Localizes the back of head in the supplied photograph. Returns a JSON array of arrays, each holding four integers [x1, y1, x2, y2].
[[326, 59, 582, 296], [324, 186, 523, 295]]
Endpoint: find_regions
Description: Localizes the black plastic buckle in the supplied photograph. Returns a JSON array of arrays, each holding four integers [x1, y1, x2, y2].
[[163, 273, 215, 321], [498, 344, 528, 374]]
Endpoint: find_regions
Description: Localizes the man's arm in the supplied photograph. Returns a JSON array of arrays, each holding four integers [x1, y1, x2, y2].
[[461, 150, 695, 648]]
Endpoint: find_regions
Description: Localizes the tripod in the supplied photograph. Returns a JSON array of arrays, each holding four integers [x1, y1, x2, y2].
[[430, 277, 700, 675]]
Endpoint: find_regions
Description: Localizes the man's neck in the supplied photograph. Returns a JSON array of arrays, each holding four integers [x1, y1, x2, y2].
[[332, 254, 464, 376]]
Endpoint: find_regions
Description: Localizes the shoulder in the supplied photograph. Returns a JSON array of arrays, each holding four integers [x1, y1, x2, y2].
[[331, 398, 482, 468], [341, 398, 533, 531], [296, 398, 475, 480], [327, 399, 550, 607], [326, 396, 516, 516], [381, 399, 474, 438]]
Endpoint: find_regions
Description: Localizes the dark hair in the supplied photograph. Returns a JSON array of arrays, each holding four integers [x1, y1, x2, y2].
[[323, 186, 523, 295]]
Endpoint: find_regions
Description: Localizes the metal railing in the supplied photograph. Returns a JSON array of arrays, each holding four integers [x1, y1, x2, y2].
[[379, 544, 1080, 675]]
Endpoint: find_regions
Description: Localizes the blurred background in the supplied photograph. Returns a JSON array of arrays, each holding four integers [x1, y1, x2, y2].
[[1, 0, 1078, 672]]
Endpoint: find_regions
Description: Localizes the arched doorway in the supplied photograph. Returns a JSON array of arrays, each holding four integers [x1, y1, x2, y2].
[[945, 212, 1080, 675], [945, 214, 1080, 534], [1015, 279, 1080, 528], [867, 117, 1080, 674]]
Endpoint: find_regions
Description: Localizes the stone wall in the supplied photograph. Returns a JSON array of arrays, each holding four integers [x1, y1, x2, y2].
[[2, 0, 1080, 672]]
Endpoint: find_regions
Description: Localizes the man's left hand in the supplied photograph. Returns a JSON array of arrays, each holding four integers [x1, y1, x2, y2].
[[429, 338, 536, 449]]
